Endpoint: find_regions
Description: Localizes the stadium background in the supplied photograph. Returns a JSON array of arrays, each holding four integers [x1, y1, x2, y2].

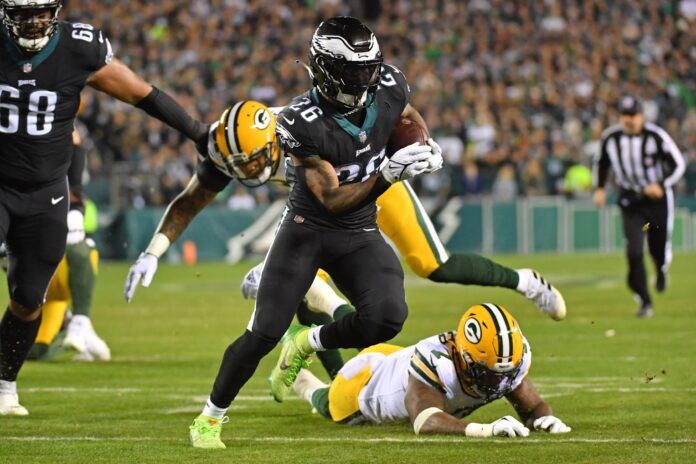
[[63, 0, 696, 260]]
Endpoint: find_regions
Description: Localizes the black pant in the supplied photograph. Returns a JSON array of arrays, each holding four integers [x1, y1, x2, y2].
[[0, 179, 68, 309], [210, 210, 407, 407], [619, 189, 673, 305]]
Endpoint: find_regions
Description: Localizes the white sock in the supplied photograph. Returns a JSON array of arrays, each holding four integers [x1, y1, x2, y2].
[[305, 277, 346, 317], [0, 380, 17, 395], [70, 314, 91, 329], [202, 397, 228, 419], [307, 325, 325, 351], [293, 369, 328, 404], [515, 269, 530, 293]]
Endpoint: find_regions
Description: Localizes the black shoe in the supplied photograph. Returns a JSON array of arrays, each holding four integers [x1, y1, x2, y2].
[[636, 303, 654, 318], [655, 271, 667, 293]]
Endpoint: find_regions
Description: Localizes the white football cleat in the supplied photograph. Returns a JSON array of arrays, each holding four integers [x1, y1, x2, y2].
[[84, 324, 111, 361], [63, 315, 88, 354], [0, 393, 29, 416], [516, 269, 566, 321], [64, 315, 111, 361]]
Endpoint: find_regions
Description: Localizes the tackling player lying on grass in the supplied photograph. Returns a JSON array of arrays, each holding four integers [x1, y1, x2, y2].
[[289, 303, 570, 437]]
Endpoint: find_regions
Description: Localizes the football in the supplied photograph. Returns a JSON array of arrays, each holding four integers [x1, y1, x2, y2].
[[386, 118, 428, 157]]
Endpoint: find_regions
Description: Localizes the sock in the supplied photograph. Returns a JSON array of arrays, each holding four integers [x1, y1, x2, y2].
[[305, 276, 346, 317], [66, 241, 97, 317], [333, 304, 356, 322], [428, 254, 519, 289], [310, 387, 332, 419], [202, 397, 228, 419], [297, 302, 344, 379], [307, 326, 324, 351], [0, 379, 17, 394], [0, 308, 42, 382]]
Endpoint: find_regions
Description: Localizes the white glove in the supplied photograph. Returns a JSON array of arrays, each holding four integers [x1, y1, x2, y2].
[[491, 416, 530, 437], [241, 262, 264, 300], [533, 415, 571, 434], [66, 210, 86, 245], [425, 138, 444, 172], [381, 142, 432, 184], [124, 252, 159, 302]]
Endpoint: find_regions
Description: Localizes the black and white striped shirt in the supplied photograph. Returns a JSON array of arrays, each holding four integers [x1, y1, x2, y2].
[[594, 122, 685, 192]]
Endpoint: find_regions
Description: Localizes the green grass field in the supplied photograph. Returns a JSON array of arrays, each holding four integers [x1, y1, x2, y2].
[[0, 252, 695, 463]]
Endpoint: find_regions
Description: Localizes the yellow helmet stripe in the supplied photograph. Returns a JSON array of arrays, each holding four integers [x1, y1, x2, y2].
[[481, 303, 512, 360]]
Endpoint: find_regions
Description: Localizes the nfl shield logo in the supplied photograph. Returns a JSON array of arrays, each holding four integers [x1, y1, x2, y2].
[[359, 131, 367, 143], [22, 62, 32, 74]]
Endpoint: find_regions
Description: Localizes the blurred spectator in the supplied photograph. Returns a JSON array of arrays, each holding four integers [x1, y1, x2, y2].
[[66, 0, 695, 206], [227, 186, 257, 211]]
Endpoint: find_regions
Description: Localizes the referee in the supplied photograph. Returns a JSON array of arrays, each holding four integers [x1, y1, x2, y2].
[[593, 96, 686, 318]]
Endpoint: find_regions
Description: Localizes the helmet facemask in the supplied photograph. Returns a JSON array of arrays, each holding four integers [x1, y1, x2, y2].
[[456, 352, 523, 398], [2, 1, 62, 53], [227, 141, 280, 188]]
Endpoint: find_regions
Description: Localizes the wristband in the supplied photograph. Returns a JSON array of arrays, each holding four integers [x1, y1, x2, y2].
[[413, 407, 442, 435], [464, 422, 494, 437], [145, 233, 170, 258]]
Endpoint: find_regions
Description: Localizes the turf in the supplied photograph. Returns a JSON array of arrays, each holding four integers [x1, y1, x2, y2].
[[0, 252, 695, 463]]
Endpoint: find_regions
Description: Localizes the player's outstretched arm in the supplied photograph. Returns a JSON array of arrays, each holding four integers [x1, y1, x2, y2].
[[86, 58, 207, 148], [404, 376, 529, 437], [124, 175, 217, 302], [506, 378, 571, 433]]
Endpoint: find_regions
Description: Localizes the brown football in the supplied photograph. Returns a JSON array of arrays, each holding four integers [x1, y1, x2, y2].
[[386, 118, 428, 157]]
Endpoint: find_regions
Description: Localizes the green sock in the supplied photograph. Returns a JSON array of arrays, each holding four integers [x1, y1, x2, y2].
[[297, 302, 344, 379], [66, 241, 96, 317], [333, 304, 356, 321], [428, 253, 519, 289], [310, 387, 332, 419]]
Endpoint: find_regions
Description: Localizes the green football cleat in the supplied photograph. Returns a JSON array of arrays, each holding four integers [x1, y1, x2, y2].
[[269, 324, 313, 403], [189, 414, 228, 449]]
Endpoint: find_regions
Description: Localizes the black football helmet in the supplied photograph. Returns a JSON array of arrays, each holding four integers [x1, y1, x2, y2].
[[1, 0, 62, 52], [309, 16, 383, 109]]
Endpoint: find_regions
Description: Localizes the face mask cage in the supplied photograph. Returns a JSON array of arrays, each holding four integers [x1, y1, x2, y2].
[[2, 2, 62, 52], [456, 352, 522, 398], [226, 142, 280, 188], [313, 54, 383, 108]]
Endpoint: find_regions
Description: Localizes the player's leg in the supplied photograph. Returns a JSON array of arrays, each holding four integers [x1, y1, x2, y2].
[[646, 192, 672, 293], [190, 216, 320, 448], [620, 206, 652, 316], [318, 230, 408, 350], [377, 181, 565, 320], [28, 299, 69, 361], [63, 239, 110, 361], [0, 180, 68, 415]]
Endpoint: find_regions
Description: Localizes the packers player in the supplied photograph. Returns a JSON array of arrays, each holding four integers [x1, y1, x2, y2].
[[290, 304, 571, 437], [28, 127, 109, 361]]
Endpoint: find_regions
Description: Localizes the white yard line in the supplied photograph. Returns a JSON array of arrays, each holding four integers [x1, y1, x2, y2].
[[1, 436, 694, 445]]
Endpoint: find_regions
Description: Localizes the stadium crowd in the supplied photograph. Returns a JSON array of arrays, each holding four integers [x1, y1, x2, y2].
[[68, 0, 696, 207]]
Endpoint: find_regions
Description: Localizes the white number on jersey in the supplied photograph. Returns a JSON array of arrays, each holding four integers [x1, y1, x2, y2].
[[0, 85, 58, 136]]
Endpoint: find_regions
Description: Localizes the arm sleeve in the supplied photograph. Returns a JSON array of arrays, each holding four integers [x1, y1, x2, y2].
[[657, 128, 686, 188], [135, 87, 207, 145], [196, 157, 231, 193], [593, 135, 612, 189]]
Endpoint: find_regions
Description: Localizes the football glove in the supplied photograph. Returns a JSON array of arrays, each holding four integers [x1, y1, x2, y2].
[[66, 209, 86, 245], [425, 138, 444, 172], [381, 142, 432, 184], [533, 415, 571, 434], [124, 253, 159, 302], [491, 416, 530, 437], [241, 262, 264, 300]]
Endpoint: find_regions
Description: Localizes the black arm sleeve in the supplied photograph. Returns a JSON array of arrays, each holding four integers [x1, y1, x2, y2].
[[135, 87, 207, 146], [68, 144, 86, 212], [594, 136, 612, 188]]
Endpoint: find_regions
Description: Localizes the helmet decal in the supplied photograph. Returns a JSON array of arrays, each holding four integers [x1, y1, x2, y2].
[[253, 108, 271, 130], [464, 318, 482, 344]]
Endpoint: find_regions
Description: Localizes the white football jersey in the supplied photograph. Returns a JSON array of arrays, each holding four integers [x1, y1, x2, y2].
[[355, 332, 531, 423]]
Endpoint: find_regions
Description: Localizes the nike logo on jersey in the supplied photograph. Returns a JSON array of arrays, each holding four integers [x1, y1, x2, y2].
[[18, 79, 36, 87], [51, 196, 64, 205], [283, 116, 295, 125]]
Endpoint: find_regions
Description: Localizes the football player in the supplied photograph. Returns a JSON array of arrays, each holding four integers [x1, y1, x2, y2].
[[126, 17, 441, 448], [0, 0, 211, 415], [291, 304, 571, 437]]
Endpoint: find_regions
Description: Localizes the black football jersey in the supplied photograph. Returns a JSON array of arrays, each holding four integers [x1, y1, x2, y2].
[[276, 64, 410, 229], [0, 22, 112, 189]]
